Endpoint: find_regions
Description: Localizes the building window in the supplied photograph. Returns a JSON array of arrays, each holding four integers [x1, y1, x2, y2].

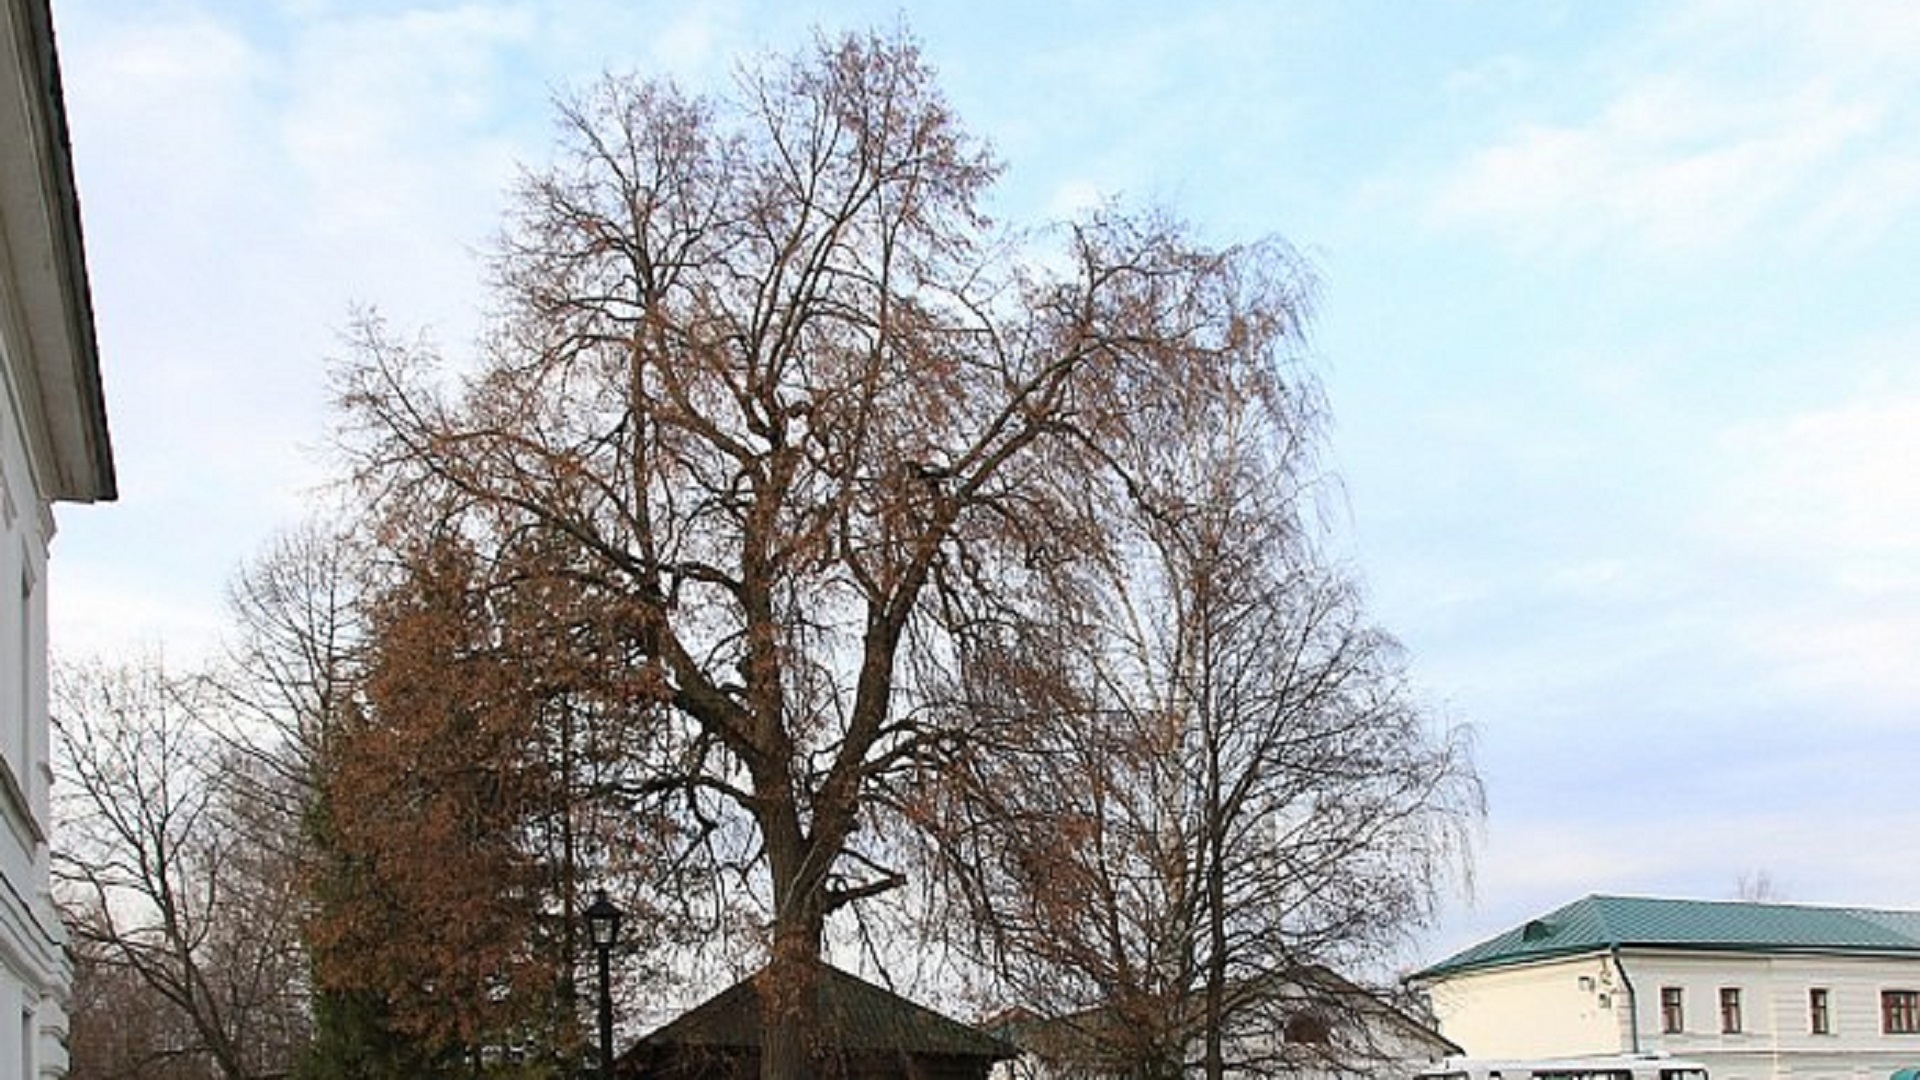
[[1283, 1012, 1331, 1045], [1661, 987, 1684, 1033], [1810, 988, 1831, 1034], [1662, 987, 1685, 1033], [1885, 990, 1920, 1034], [1720, 988, 1742, 1034]]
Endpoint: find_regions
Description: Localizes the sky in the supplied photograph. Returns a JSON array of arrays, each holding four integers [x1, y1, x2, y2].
[[43, 0, 1920, 972]]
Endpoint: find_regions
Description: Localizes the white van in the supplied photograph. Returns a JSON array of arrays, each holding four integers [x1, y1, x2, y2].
[[1417, 1054, 1710, 1080]]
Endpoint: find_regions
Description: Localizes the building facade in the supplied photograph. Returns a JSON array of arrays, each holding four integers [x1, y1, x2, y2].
[[0, 0, 117, 1076], [1411, 896, 1920, 1080], [992, 970, 1460, 1080]]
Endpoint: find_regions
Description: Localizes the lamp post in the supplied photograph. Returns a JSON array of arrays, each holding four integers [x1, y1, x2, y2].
[[584, 889, 623, 1080]]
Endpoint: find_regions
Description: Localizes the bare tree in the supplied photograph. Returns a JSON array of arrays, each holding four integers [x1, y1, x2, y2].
[[58, 524, 370, 1078], [54, 656, 311, 1080], [67, 925, 209, 1080], [922, 388, 1480, 1079], [208, 518, 369, 840], [1734, 871, 1785, 903], [330, 28, 1310, 1080]]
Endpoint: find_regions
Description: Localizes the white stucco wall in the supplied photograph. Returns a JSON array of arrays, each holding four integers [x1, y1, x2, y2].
[[0, 1, 115, 1073], [1422, 949, 1920, 1080], [1422, 953, 1632, 1060], [0, 326, 67, 1080], [1620, 950, 1920, 1080]]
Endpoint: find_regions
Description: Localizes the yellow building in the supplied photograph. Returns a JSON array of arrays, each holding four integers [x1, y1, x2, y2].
[[1412, 896, 1920, 1080]]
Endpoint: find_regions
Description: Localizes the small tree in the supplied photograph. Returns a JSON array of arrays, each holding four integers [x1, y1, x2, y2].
[[307, 521, 699, 1071], [209, 519, 369, 848], [67, 925, 213, 1080], [55, 657, 311, 1080]]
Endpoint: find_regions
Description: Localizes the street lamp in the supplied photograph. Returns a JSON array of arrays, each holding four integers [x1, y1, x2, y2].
[[584, 889, 623, 1079]]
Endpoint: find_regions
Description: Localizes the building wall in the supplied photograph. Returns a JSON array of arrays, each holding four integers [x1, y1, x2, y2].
[[1620, 950, 1920, 1080], [1423, 950, 1920, 1080], [1422, 954, 1630, 1060], [0, 326, 65, 1080], [1, 0, 117, 1075]]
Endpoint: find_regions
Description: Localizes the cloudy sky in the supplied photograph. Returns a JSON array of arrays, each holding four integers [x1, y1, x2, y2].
[[46, 0, 1920, 967]]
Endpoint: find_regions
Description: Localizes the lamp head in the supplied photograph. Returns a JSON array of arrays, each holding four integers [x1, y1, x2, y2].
[[585, 889, 623, 949]]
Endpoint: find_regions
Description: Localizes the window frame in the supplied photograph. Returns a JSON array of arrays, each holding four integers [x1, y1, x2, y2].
[[1885, 990, 1920, 1035], [1719, 987, 1743, 1034], [1661, 987, 1685, 1034], [1282, 1011, 1332, 1045], [1810, 987, 1831, 1035]]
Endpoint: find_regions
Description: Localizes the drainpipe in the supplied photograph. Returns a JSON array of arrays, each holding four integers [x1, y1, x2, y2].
[[1611, 946, 1641, 1053]]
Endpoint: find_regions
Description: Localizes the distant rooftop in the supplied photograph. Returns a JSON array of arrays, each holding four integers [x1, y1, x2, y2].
[[1414, 895, 1920, 980], [629, 964, 1016, 1061]]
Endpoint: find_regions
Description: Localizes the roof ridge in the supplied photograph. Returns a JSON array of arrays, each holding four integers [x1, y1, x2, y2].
[[633, 962, 1015, 1059], [1592, 893, 1920, 916], [1584, 895, 1621, 945]]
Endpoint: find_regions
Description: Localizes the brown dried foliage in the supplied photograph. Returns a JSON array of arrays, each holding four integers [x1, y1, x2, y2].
[[307, 538, 551, 1050]]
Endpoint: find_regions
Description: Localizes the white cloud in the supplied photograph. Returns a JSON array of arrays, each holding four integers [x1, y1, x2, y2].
[[1696, 377, 1920, 710], [1432, 81, 1881, 257], [277, 6, 539, 329], [1458, 805, 1920, 947], [283, 6, 536, 204], [1714, 395, 1920, 573], [53, 552, 230, 664], [1443, 54, 1535, 97], [50, 3, 535, 657], [47, 0, 808, 660], [1427, 1, 1920, 258], [59, 11, 273, 214], [1046, 178, 1109, 218]]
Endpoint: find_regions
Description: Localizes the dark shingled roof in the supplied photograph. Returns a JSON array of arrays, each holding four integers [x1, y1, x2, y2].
[[1415, 895, 1920, 980], [633, 965, 1017, 1061]]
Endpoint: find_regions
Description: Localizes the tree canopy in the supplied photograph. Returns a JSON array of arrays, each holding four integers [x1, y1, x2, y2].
[[326, 27, 1368, 1079], [55, 27, 1478, 1080]]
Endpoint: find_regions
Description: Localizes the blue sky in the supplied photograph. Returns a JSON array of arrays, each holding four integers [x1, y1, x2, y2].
[[46, 0, 1920, 967]]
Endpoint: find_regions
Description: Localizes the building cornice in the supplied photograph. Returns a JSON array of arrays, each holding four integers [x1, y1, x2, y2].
[[2, 0, 115, 504]]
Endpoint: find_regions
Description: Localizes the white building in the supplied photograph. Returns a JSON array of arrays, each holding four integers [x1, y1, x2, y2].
[[994, 968, 1461, 1079], [0, 0, 117, 1076], [1410, 896, 1920, 1080]]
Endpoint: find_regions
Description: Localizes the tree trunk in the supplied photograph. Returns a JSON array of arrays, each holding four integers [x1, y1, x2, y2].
[[1198, 634, 1228, 1076], [761, 894, 826, 1080], [1203, 848, 1228, 1080]]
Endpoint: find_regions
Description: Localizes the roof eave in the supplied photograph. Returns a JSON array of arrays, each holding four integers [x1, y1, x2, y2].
[[1411, 944, 1611, 984], [4, 0, 116, 504]]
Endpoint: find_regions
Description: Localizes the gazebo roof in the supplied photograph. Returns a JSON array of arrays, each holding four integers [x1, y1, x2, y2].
[[631, 965, 1016, 1062]]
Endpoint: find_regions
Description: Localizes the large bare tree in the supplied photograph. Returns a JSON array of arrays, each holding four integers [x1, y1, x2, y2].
[[330, 28, 1311, 1080]]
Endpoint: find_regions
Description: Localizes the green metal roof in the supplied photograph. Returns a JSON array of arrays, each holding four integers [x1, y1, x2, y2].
[[1414, 895, 1920, 980]]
